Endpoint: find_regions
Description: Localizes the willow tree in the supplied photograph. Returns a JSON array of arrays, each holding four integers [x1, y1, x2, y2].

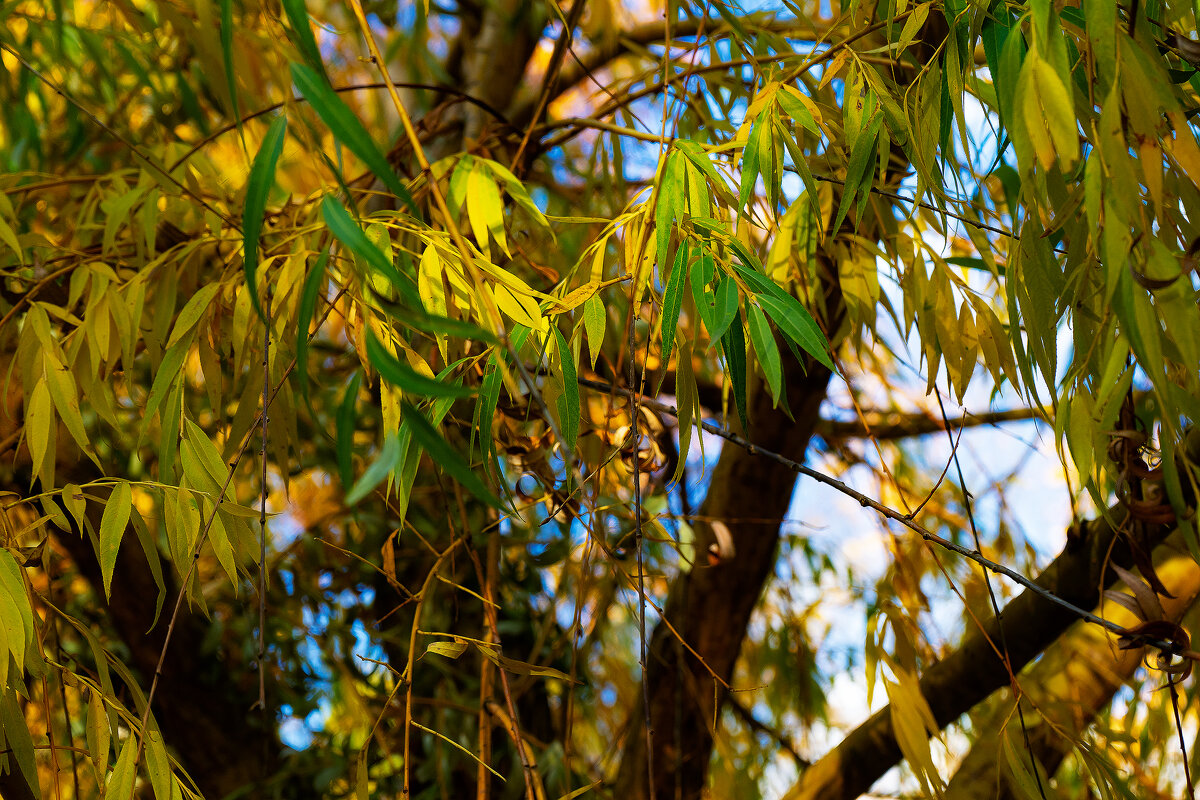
[[1, 1, 1199, 799]]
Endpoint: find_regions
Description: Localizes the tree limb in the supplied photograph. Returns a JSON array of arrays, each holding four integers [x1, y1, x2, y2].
[[782, 504, 1192, 800]]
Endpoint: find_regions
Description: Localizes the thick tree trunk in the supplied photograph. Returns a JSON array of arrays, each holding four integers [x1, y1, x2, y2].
[[614, 278, 842, 800]]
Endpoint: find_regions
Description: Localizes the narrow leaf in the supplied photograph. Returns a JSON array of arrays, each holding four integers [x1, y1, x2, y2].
[[345, 433, 402, 506], [720, 310, 749, 429], [1, 688, 40, 799], [291, 62, 420, 218], [99, 482, 132, 601], [747, 303, 783, 405], [733, 262, 834, 370], [366, 333, 474, 398], [281, 0, 328, 83], [243, 114, 288, 322], [552, 326, 579, 452], [321, 195, 421, 308], [336, 372, 363, 488], [660, 244, 689, 368], [402, 402, 502, 508], [295, 248, 329, 404]]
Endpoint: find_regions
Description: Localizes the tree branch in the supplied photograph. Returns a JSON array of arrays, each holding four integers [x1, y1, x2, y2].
[[815, 406, 1045, 441]]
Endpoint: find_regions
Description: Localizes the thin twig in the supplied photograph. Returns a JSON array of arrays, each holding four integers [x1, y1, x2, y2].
[[934, 390, 1047, 800], [573, 376, 1183, 654], [0, 42, 240, 231]]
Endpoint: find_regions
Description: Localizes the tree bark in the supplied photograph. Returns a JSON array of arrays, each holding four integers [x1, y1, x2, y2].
[[943, 543, 1200, 799], [614, 266, 843, 800], [782, 510, 1182, 800]]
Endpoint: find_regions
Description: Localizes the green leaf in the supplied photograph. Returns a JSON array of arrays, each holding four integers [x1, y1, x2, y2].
[[0, 551, 30, 686], [366, 334, 474, 398], [141, 340, 190, 443], [582, 294, 606, 369], [655, 150, 685, 267], [106, 732, 137, 800], [321, 195, 422, 308], [144, 720, 174, 800], [402, 402, 502, 509], [473, 353, 503, 467], [281, 0, 328, 84], [183, 419, 233, 501], [732, 263, 834, 370], [243, 114, 288, 322], [552, 326, 579, 452], [720, 310, 749, 429], [291, 62, 421, 218], [397, 312, 499, 346], [166, 282, 222, 349], [747, 303, 782, 405], [739, 117, 762, 214], [336, 371, 363, 488], [1, 687, 40, 799], [690, 248, 717, 333], [295, 248, 329, 404], [345, 433, 402, 506], [42, 351, 95, 462], [220, 0, 242, 149], [660, 244, 689, 369], [99, 482, 132, 601], [708, 274, 739, 342]]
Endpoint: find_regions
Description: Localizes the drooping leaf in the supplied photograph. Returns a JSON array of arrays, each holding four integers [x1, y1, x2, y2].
[[242, 114, 288, 322], [733, 263, 835, 370], [1, 687, 39, 799], [295, 248, 329, 404], [402, 402, 501, 509], [345, 433, 402, 506], [281, 0, 328, 84], [291, 62, 420, 218], [720, 309, 749, 429], [336, 371, 363, 489], [99, 482, 133, 601], [552, 326, 579, 453], [660, 244, 689, 369], [746, 303, 783, 405], [366, 333, 474, 398], [707, 274, 739, 342], [582, 294, 606, 369]]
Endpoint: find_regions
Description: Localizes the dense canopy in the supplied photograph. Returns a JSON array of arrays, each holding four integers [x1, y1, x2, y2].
[[1, 1, 1200, 799]]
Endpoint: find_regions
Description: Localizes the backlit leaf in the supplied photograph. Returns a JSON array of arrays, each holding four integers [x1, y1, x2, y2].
[[660, 244, 689, 368], [99, 482, 132, 601]]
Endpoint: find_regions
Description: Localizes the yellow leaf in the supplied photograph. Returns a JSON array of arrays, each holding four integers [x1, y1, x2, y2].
[[0, 215, 23, 265], [466, 164, 508, 257], [26, 379, 53, 488], [1024, 56, 1078, 170], [489, 283, 545, 332]]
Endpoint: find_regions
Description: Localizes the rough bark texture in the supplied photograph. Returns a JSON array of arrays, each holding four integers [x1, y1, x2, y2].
[[783, 510, 1180, 800], [943, 546, 1200, 800]]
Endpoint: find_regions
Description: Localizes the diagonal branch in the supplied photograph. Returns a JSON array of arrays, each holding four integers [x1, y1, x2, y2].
[[816, 406, 1045, 441]]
